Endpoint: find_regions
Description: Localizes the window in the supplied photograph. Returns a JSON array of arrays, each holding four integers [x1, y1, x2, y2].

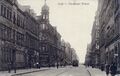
[[3, 26, 7, 40], [9, 11, 12, 21], [1, 5, 4, 16], [2, 47, 10, 63], [16, 32, 24, 45], [17, 14, 20, 26], [3, 7, 6, 18], [7, 9, 12, 21], [46, 15, 49, 19], [11, 30, 15, 43], [7, 9, 9, 19], [43, 15, 45, 19], [13, 12, 16, 24], [1, 5, 7, 18], [7, 27, 11, 41], [1, 5, 12, 21], [21, 19, 24, 28], [42, 24, 45, 29]]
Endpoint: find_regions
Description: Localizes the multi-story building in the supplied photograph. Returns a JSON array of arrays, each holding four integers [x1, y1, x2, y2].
[[0, 0, 39, 70], [60, 40, 66, 66], [37, 2, 65, 67], [98, 0, 115, 66], [85, 44, 92, 66], [90, 0, 120, 71], [64, 43, 73, 65], [90, 15, 100, 67], [71, 48, 78, 62], [0, 0, 78, 70], [114, 0, 120, 71], [23, 9, 39, 68], [97, 0, 115, 66]]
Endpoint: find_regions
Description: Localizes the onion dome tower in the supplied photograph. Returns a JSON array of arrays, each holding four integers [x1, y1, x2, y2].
[[41, 0, 49, 23]]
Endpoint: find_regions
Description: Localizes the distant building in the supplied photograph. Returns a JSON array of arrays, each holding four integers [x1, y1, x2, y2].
[[85, 44, 92, 66], [64, 43, 78, 65], [90, 14, 100, 67], [71, 48, 77, 61]]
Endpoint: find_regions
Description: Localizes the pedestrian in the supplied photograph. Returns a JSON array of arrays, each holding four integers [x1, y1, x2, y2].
[[105, 64, 110, 76], [110, 63, 117, 76], [8, 62, 11, 73], [101, 64, 104, 71], [13, 63, 16, 73], [57, 63, 59, 69]]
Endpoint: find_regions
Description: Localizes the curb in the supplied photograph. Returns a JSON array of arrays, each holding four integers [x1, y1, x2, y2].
[[87, 69, 92, 76], [11, 69, 49, 76], [56, 70, 68, 76]]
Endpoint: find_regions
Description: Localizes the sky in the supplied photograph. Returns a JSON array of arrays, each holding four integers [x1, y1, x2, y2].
[[18, 0, 98, 63]]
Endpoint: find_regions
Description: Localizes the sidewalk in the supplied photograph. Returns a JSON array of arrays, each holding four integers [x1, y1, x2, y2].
[[87, 67, 106, 76], [86, 67, 120, 76], [0, 68, 49, 76]]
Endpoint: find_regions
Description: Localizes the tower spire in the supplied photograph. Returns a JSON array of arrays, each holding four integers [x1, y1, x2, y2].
[[45, 0, 47, 4], [41, 0, 49, 22]]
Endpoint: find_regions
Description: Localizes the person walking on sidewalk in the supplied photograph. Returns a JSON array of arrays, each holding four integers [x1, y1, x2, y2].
[[100, 64, 104, 71], [110, 63, 117, 76], [8, 62, 12, 73], [105, 64, 110, 76]]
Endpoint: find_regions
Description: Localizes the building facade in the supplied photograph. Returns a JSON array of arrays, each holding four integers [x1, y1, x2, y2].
[[85, 44, 92, 66], [91, 18, 100, 67], [37, 3, 63, 67], [0, 0, 39, 70], [0, 0, 78, 70], [88, 0, 120, 72]]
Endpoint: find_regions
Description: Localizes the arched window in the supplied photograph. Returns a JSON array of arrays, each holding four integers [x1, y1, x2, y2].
[[42, 24, 45, 29], [43, 15, 45, 19]]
